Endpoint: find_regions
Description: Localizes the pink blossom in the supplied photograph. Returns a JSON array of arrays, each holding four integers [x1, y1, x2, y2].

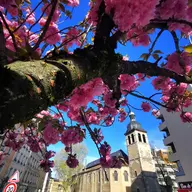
[[156, 0, 188, 21], [118, 109, 127, 122], [27, 137, 40, 152], [100, 142, 111, 157], [42, 3, 60, 23], [127, 28, 150, 46], [100, 155, 112, 168], [103, 92, 117, 108], [40, 159, 54, 172], [66, 154, 79, 168], [69, 78, 106, 109], [122, 56, 129, 61], [152, 109, 160, 117], [43, 123, 60, 144], [176, 83, 188, 95], [44, 24, 61, 45], [180, 112, 192, 123], [67, 0, 79, 7], [166, 52, 192, 75], [63, 28, 82, 48], [105, 116, 114, 126], [61, 127, 85, 146], [141, 102, 151, 112], [26, 8, 36, 25], [118, 74, 139, 94], [0, 0, 16, 8], [45, 151, 55, 159], [104, 0, 158, 32]]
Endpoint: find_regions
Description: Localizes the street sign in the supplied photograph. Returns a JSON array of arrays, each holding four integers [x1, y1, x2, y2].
[[8, 170, 19, 183], [3, 182, 17, 192]]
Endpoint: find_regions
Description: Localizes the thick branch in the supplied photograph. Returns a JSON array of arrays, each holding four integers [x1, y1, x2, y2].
[[0, 50, 191, 130], [120, 60, 191, 84]]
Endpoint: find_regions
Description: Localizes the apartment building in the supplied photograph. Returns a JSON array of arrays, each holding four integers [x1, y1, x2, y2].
[[152, 149, 178, 192], [0, 124, 46, 191], [157, 85, 192, 190]]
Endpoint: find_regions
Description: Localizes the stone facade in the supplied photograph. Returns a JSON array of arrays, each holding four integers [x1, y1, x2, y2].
[[71, 112, 161, 192]]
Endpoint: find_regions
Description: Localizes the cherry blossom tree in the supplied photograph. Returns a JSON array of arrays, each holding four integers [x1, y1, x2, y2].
[[0, 0, 192, 171]]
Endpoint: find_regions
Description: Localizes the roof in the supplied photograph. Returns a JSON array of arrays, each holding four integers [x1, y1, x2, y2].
[[86, 150, 128, 169], [125, 112, 146, 135]]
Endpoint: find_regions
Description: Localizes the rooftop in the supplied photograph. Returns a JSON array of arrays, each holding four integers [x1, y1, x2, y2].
[[86, 149, 128, 169]]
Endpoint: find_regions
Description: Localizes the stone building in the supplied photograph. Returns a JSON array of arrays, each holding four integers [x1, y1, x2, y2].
[[71, 112, 161, 192]]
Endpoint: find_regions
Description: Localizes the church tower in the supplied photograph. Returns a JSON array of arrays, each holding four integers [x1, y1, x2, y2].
[[125, 112, 160, 192]]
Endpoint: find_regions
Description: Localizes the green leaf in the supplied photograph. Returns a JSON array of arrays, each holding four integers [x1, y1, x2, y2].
[[183, 44, 192, 54], [139, 53, 149, 61], [153, 50, 163, 54], [152, 53, 160, 60]]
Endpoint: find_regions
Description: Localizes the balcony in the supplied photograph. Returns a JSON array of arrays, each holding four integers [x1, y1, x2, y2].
[[169, 153, 178, 162], [163, 135, 172, 146]]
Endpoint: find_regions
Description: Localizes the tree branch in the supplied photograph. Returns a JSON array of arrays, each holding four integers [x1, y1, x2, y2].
[[0, 12, 18, 53], [0, 21, 7, 66], [120, 60, 191, 84], [32, 0, 58, 52], [151, 18, 192, 28]]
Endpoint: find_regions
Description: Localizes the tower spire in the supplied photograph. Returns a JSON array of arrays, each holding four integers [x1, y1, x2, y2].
[[129, 111, 136, 121]]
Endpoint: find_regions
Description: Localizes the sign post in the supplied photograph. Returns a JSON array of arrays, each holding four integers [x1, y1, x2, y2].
[[3, 170, 20, 192]]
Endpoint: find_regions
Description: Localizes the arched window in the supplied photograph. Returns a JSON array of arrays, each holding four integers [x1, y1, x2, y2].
[[124, 171, 128, 181], [135, 171, 137, 177], [98, 171, 101, 183], [138, 133, 142, 142], [142, 134, 146, 143], [131, 134, 135, 143], [114, 170, 118, 181], [128, 136, 131, 144]]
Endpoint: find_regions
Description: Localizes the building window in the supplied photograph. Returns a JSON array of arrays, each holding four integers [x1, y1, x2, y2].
[[142, 134, 146, 143], [131, 134, 135, 143], [114, 170, 118, 181], [135, 171, 137, 177], [138, 133, 142, 142], [176, 160, 185, 176], [124, 171, 128, 181], [128, 136, 131, 145], [137, 188, 140, 192], [103, 170, 109, 182]]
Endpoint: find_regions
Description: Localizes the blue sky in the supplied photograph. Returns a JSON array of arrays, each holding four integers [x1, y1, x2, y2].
[[46, 0, 191, 164]]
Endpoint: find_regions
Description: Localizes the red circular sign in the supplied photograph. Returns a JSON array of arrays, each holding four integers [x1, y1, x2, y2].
[[3, 182, 17, 192]]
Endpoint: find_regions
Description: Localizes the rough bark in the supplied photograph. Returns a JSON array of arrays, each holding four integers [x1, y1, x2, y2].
[[0, 48, 191, 131]]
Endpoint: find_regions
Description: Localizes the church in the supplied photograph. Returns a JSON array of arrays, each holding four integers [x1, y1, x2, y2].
[[71, 112, 161, 192]]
